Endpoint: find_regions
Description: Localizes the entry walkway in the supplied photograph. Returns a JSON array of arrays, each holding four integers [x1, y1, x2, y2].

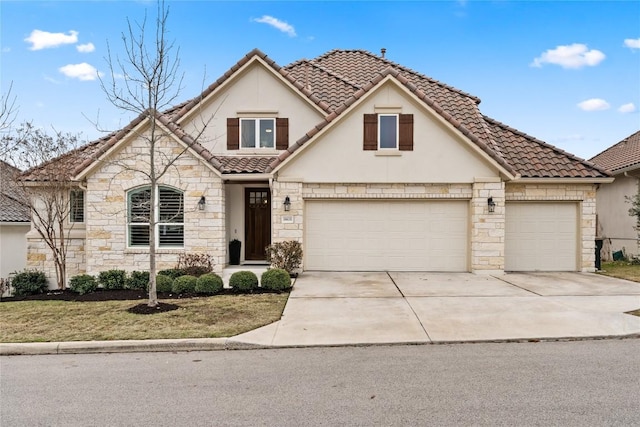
[[231, 272, 640, 346]]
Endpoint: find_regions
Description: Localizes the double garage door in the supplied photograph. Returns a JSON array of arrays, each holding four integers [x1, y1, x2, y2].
[[305, 200, 579, 272], [305, 200, 468, 271]]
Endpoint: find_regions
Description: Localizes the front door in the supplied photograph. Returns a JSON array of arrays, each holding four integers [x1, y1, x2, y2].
[[245, 188, 271, 260]]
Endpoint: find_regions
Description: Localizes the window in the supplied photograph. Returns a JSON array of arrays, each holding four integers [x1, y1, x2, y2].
[[69, 189, 84, 223], [227, 118, 289, 150], [241, 118, 275, 148], [363, 114, 414, 151], [127, 186, 184, 248]]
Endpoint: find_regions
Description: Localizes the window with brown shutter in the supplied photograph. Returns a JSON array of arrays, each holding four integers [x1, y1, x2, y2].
[[363, 113, 414, 151], [399, 114, 413, 151], [227, 118, 239, 150], [276, 118, 289, 150], [363, 114, 378, 150]]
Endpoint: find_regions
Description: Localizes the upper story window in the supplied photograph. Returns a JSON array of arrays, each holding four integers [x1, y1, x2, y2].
[[364, 113, 414, 151], [127, 186, 184, 248], [241, 118, 275, 148], [227, 118, 289, 151], [69, 189, 85, 223]]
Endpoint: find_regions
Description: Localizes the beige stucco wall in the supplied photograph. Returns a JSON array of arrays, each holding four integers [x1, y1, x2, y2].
[[596, 173, 639, 258], [506, 182, 597, 272], [180, 61, 325, 155], [277, 82, 498, 183], [0, 223, 29, 280]]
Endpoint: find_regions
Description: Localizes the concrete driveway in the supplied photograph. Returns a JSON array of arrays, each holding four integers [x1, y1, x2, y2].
[[232, 271, 640, 347]]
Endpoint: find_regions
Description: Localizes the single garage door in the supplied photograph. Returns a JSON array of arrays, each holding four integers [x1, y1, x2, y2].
[[305, 200, 468, 271], [505, 202, 578, 271]]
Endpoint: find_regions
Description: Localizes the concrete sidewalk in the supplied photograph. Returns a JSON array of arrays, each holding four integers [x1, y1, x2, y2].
[[2, 272, 640, 355]]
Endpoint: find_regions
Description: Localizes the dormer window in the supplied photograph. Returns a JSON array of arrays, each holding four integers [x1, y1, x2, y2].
[[241, 118, 275, 149]]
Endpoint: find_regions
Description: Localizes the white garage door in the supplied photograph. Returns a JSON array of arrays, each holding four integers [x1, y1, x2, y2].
[[305, 200, 468, 271], [505, 202, 578, 271]]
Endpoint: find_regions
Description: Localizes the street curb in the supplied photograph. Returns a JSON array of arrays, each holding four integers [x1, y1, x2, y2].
[[1, 333, 638, 356]]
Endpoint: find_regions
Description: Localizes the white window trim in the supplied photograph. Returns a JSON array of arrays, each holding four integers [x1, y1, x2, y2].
[[127, 186, 184, 249], [69, 189, 85, 224], [378, 114, 399, 150], [240, 117, 276, 149]]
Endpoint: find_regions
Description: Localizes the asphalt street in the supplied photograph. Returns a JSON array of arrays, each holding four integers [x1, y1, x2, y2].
[[1, 339, 639, 426]]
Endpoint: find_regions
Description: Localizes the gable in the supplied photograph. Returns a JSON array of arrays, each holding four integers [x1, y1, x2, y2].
[[277, 81, 499, 183], [179, 60, 325, 155]]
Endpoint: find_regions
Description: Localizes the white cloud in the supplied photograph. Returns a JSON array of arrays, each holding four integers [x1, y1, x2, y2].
[[58, 63, 102, 81], [252, 15, 296, 37], [531, 43, 605, 69], [2, 47, 10, 53], [25, 29, 78, 50], [618, 103, 636, 113], [624, 38, 640, 50], [577, 98, 610, 111], [76, 42, 95, 53]]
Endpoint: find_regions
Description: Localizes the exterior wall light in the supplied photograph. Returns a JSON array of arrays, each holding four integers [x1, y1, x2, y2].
[[198, 196, 206, 211], [487, 197, 496, 213], [284, 196, 291, 212]]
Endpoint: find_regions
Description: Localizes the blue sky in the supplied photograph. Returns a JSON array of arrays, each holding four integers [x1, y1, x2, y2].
[[1, 0, 638, 160]]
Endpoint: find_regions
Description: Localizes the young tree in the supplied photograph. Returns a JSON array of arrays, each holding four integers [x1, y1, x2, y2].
[[0, 122, 83, 289], [99, 1, 211, 307], [627, 191, 640, 255], [0, 81, 18, 134]]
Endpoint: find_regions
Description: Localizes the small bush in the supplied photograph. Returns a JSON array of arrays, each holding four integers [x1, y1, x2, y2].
[[155, 274, 173, 293], [157, 268, 187, 280], [69, 274, 97, 295], [11, 270, 48, 296], [266, 241, 302, 274], [229, 271, 259, 293], [98, 270, 127, 290], [261, 268, 292, 291], [172, 275, 197, 294], [195, 273, 224, 295], [177, 253, 214, 277], [126, 271, 149, 291]]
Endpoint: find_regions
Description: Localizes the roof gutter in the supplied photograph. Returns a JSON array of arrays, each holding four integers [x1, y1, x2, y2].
[[510, 177, 615, 184]]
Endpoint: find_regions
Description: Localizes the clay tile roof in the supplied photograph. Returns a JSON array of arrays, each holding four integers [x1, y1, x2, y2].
[[213, 156, 277, 174], [590, 130, 640, 173], [0, 161, 30, 222], [484, 117, 610, 179]]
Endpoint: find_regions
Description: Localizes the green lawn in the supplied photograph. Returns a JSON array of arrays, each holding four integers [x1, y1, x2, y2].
[[0, 294, 289, 343], [598, 261, 640, 283]]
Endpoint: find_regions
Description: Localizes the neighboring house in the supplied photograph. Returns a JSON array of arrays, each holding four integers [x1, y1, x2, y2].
[[0, 160, 30, 280], [21, 48, 612, 287], [590, 130, 640, 259]]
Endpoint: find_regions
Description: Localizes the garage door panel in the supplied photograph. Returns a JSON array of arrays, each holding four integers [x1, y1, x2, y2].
[[306, 200, 468, 271]]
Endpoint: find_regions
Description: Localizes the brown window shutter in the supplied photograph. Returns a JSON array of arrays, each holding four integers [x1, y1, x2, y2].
[[227, 118, 239, 150], [399, 114, 414, 151], [363, 114, 378, 150], [276, 118, 289, 150]]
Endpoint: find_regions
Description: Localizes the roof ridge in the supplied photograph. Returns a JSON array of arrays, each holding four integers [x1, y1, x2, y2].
[[312, 49, 482, 104], [483, 115, 611, 176]]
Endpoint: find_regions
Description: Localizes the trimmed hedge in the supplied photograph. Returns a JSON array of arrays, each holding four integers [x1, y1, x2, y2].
[[155, 274, 173, 293], [70, 274, 97, 295], [126, 271, 149, 291], [11, 270, 48, 296], [261, 268, 291, 291], [195, 273, 224, 295], [172, 275, 197, 294], [157, 269, 186, 280], [98, 270, 127, 290], [229, 271, 259, 292]]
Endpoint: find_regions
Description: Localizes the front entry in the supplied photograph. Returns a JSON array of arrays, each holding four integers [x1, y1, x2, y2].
[[245, 188, 271, 260]]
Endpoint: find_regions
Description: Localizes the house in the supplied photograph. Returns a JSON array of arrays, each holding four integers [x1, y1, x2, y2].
[[0, 160, 30, 280], [590, 130, 640, 259], [21, 48, 612, 287]]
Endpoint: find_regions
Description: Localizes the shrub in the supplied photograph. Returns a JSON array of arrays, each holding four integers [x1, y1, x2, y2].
[[176, 253, 214, 277], [261, 268, 292, 291], [229, 271, 259, 293], [157, 268, 186, 280], [156, 274, 173, 293], [126, 271, 149, 291], [195, 273, 224, 295], [11, 270, 48, 296], [172, 275, 197, 294], [98, 270, 127, 290], [69, 274, 97, 295], [266, 241, 302, 274]]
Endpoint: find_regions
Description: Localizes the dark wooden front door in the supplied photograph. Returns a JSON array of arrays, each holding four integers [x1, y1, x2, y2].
[[245, 188, 271, 260]]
